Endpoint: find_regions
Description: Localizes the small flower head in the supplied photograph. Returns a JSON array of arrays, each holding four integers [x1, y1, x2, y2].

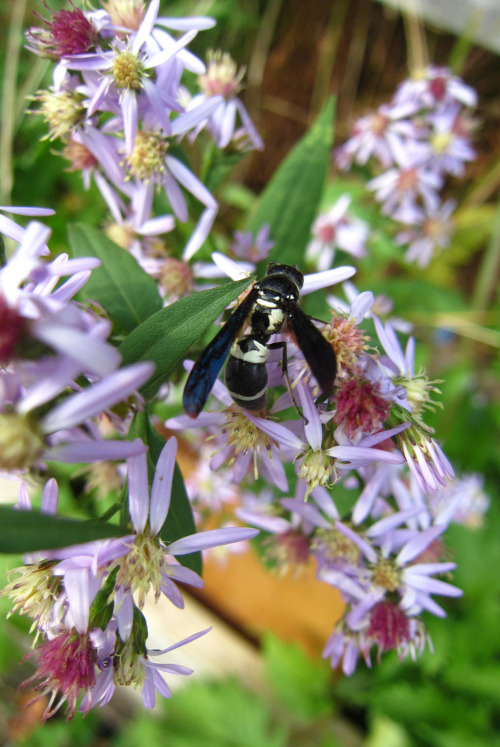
[[22, 630, 97, 721], [324, 315, 369, 371], [231, 225, 274, 263], [199, 51, 245, 99], [367, 600, 412, 655], [334, 377, 391, 439], [158, 258, 193, 299], [26, 1, 99, 59], [62, 138, 99, 172], [33, 89, 84, 141], [3, 561, 61, 637], [263, 529, 311, 573], [112, 48, 146, 91], [297, 448, 339, 495], [127, 130, 168, 181], [103, 0, 147, 30]]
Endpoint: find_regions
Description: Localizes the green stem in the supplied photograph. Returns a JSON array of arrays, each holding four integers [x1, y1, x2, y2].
[[471, 195, 500, 310], [1, 0, 28, 204]]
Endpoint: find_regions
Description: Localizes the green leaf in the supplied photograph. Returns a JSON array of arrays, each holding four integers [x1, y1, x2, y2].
[[263, 633, 332, 721], [247, 97, 335, 268], [68, 223, 163, 333], [119, 276, 252, 399], [0, 507, 127, 553], [129, 411, 201, 575]]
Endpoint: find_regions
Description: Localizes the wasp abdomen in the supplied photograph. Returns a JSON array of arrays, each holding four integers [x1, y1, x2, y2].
[[225, 337, 269, 410]]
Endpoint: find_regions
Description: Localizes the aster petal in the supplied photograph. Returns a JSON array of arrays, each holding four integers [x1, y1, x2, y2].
[[299, 385, 323, 450], [281, 498, 330, 528], [302, 266, 356, 294], [115, 590, 134, 640], [40, 362, 154, 433], [46, 438, 147, 463], [335, 520, 378, 563], [396, 524, 446, 566], [41, 477, 59, 515], [141, 669, 156, 708], [144, 30, 197, 69], [165, 155, 217, 209], [403, 572, 462, 597], [182, 206, 218, 260], [32, 323, 120, 376], [150, 438, 177, 536], [63, 567, 93, 634], [132, 0, 160, 53], [121, 89, 138, 155], [128, 449, 149, 533], [165, 563, 204, 588], [156, 16, 216, 31], [160, 575, 185, 608], [245, 413, 304, 451], [153, 626, 212, 655], [167, 527, 258, 555]]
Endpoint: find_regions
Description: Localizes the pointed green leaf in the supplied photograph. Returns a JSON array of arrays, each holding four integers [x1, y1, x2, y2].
[[129, 411, 201, 575], [68, 223, 163, 332], [247, 97, 335, 267], [0, 507, 127, 554], [119, 277, 252, 399]]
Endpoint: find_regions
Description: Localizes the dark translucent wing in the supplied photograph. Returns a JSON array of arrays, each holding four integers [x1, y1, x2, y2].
[[183, 289, 257, 417], [288, 306, 336, 396]]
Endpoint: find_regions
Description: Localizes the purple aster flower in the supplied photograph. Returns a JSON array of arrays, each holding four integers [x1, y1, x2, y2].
[[79, 621, 211, 712], [394, 199, 456, 267], [425, 103, 475, 177], [21, 628, 98, 721], [334, 101, 420, 170], [86, 437, 258, 638], [230, 225, 275, 262], [393, 65, 477, 111], [367, 141, 442, 218], [189, 50, 263, 151], [306, 194, 369, 270], [26, 1, 100, 59]]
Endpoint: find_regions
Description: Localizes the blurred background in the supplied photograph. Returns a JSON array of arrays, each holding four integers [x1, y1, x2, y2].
[[1, 0, 499, 744]]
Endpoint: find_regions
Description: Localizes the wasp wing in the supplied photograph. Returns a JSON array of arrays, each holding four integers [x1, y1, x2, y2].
[[288, 306, 336, 397], [183, 288, 258, 417]]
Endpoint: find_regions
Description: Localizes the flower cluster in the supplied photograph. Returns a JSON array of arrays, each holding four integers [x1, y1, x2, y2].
[[163, 259, 466, 672], [28, 0, 262, 276], [335, 66, 477, 266], [4, 438, 257, 719], [0, 207, 152, 475]]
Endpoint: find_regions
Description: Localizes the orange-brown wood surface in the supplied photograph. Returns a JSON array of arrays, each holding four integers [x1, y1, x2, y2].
[[195, 549, 345, 658]]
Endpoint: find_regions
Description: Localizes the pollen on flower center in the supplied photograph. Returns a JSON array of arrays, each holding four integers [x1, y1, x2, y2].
[[199, 50, 244, 99], [34, 90, 84, 141], [430, 131, 453, 154], [3, 562, 61, 638], [115, 534, 165, 608], [127, 130, 168, 180], [324, 316, 368, 371], [222, 412, 272, 456], [297, 449, 337, 494], [113, 49, 145, 90], [372, 557, 400, 591]]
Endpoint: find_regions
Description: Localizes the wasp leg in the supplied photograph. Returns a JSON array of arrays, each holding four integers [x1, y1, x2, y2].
[[268, 340, 307, 423]]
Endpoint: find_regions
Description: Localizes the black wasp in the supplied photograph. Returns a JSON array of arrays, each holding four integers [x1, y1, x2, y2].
[[183, 263, 336, 418]]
